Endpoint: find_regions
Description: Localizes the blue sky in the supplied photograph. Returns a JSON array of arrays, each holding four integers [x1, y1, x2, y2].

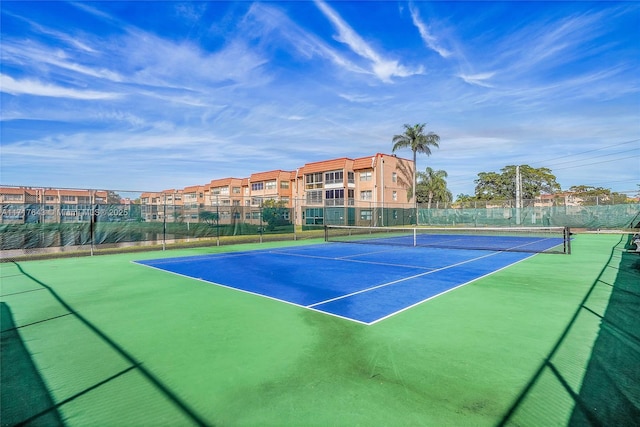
[[1, 1, 639, 198]]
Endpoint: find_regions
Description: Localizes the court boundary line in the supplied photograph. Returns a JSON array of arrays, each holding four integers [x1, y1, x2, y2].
[[132, 261, 372, 325], [367, 253, 536, 325], [264, 249, 435, 270], [269, 244, 403, 260], [133, 247, 536, 325], [307, 250, 507, 308]]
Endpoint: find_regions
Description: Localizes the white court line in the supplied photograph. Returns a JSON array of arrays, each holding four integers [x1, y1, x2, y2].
[[367, 253, 536, 325], [417, 235, 560, 252], [132, 259, 371, 326], [307, 250, 504, 308], [265, 249, 435, 270]]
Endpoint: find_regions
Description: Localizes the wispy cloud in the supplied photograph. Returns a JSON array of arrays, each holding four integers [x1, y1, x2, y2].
[[242, 3, 369, 78], [409, 3, 452, 58], [1, 41, 122, 82], [314, 0, 423, 82], [457, 72, 495, 88], [0, 74, 120, 100], [485, 8, 617, 81]]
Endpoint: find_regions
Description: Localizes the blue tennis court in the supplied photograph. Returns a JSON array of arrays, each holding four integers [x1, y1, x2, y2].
[[134, 241, 550, 324]]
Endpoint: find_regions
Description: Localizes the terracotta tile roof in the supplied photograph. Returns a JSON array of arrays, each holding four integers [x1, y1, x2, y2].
[[43, 189, 108, 197], [140, 192, 161, 198], [209, 177, 241, 187], [353, 155, 377, 170], [0, 187, 27, 195], [162, 189, 183, 195], [302, 158, 350, 174], [250, 170, 292, 182]]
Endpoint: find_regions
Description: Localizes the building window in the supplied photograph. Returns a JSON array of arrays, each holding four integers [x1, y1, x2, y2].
[[232, 187, 241, 194], [305, 208, 324, 225], [325, 189, 344, 199], [305, 173, 323, 189], [347, 189, 355, 205], [265, 180, 277, 190], [360, 210, 372, 221], [360, 171, 372, 181], [360, 190, 372, 201], [392, 191, 397, 201], [325, 189, 344, 206], [348, 172, 355, 184], [325, 170, 343, 185], [306, 190, 323, 204], [280, 181, 290, 189], [251, 182, 264, 191], [392, 172, 397, 182]]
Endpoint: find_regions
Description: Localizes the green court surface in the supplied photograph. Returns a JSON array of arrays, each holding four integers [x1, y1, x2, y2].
[[1, 233, 638, 426]]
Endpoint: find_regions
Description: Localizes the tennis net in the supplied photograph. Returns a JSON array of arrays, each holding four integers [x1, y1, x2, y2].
[[324, 225, 572, 254]]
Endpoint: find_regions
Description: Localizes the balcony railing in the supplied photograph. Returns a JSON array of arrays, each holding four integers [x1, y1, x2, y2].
[[324, 198, 355, 206]]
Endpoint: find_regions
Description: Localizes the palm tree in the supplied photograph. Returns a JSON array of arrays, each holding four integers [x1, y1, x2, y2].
[[391, 123, 440, 222], [417, 167, 451, 209]]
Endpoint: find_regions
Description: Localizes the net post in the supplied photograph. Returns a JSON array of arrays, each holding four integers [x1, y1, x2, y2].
[[565, 227, 571, 255], [324, 225, 328, 242], [413, 228, 417, 247]]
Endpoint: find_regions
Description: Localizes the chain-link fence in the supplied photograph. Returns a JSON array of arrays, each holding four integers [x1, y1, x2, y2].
[[1, 186, 638, 257], [418, 203, 640, 228]]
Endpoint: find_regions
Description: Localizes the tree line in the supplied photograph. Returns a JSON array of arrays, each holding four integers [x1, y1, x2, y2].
[[391, 123, 637, 207]]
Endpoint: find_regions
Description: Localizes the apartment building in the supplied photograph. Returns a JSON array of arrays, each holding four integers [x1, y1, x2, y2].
[[183, 185, 207, 222], [248, 170, 293, 206], [134, 152, 413, 226], [292, 153, 412, 226], [1, 152, 414, 226], [1, 187, 41, 223], [0, 187, 108, 223], [207, 178, 244, 207], [140, 189, 183, 222]]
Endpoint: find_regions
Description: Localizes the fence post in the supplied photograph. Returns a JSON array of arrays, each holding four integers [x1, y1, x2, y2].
[[293, 198, 297, 241], [162, 195, 166, 251]]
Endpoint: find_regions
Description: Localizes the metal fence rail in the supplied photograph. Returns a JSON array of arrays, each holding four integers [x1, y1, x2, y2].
[[1, 185, 638, 257]]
